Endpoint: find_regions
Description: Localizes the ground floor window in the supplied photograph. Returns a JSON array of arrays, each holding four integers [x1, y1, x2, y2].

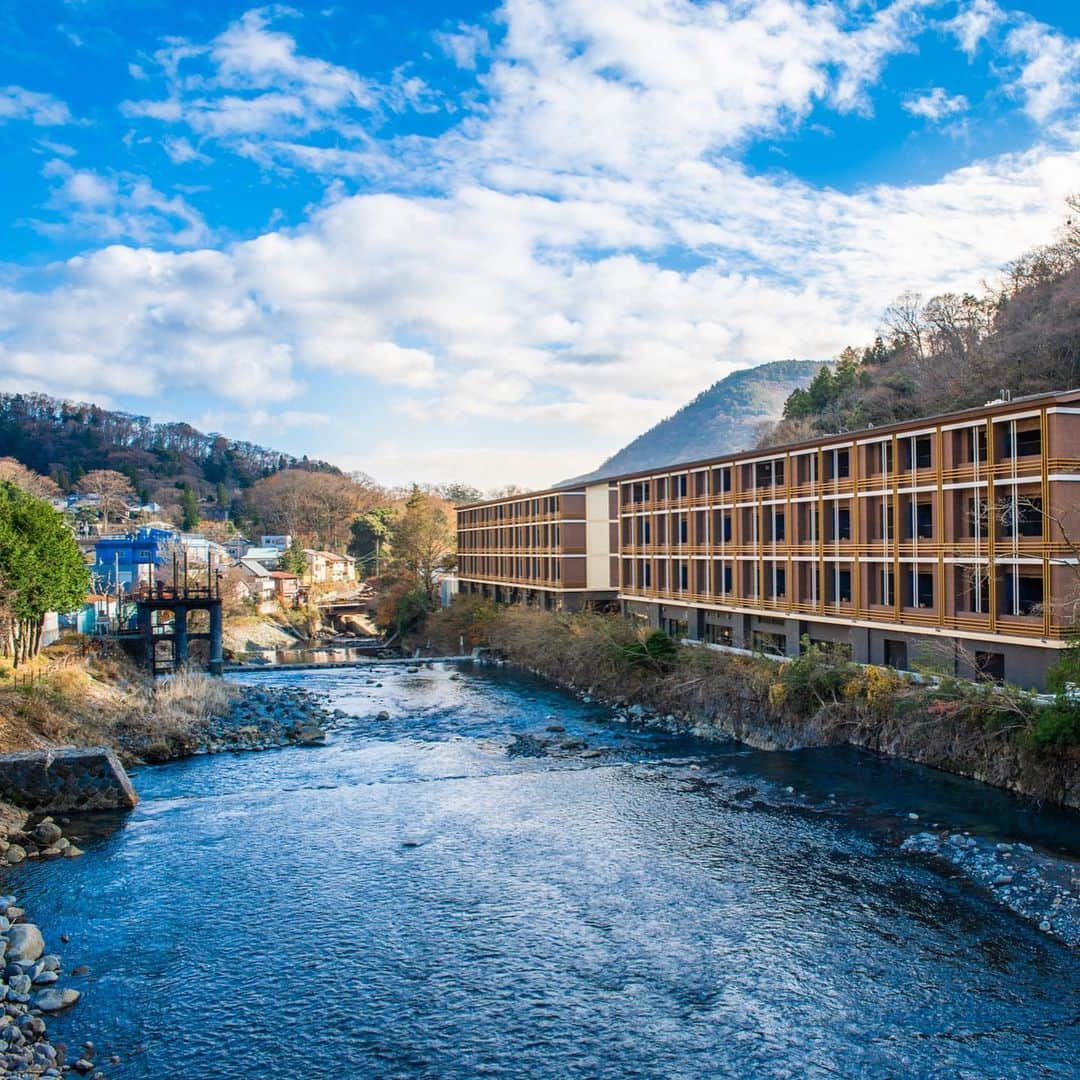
[[664, 617, 688, 639], [884, 639, 908, 670], [703, 623, 733, 646], [975, 651, 1005, 681], [752, 630, 786, 656]]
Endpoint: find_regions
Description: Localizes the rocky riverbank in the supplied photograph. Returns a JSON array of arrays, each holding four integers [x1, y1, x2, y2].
[[0, 892, 93, 1078], [902, 830, 1080, 948], [197, 686, 331, 755]]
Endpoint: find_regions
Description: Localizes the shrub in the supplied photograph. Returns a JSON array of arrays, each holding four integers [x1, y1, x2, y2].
[[774, 641, 851, 718], [1030, 698, 1080, 747], [621, 629, 678, 671]]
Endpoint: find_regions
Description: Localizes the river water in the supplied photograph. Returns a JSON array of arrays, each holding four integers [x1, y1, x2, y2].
[[9, 662, 1080, 1079]]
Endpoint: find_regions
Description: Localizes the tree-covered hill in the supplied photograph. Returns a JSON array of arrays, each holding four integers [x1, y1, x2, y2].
[[0, 393, 340, 509], [760, 197, 1080, 447], [563, 358, 824, 484]]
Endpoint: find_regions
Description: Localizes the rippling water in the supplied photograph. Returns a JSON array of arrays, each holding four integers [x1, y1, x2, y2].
[[8, 662, 1080, 1078]]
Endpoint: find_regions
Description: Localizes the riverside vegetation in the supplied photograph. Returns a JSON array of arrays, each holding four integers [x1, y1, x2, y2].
[[425, 598, 1080, 809]]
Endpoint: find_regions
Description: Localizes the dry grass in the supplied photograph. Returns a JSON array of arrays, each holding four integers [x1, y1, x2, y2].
[[0, 643, 239, 764]]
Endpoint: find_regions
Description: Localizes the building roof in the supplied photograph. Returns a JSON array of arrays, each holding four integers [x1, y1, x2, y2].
[[238, 558, 272, 578], [269, 571, 299, 580], [459, 387, 1080, 508], [457, 486, 586, 512], [244, 547, 283, 560]]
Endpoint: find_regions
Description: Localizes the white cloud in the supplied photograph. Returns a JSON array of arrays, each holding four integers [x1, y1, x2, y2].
[[0, 85, 72, 126], [162, 136, 211, 165], [6, 1, 1080, 487], [434, 23, 491, 70], [1004, 17, 1080, 123], [945, 0, 1004, 58], [902, 87, 970, 122], [38, 161, 211, 247], [121, 5, 379, 156]]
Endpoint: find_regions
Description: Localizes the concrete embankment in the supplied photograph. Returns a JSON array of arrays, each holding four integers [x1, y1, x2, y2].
[[0, 748, 138, 814]]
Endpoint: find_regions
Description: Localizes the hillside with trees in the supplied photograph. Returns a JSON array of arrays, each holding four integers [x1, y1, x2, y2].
[[759, 196, 1080, 448], [0, 393, 341, 520]]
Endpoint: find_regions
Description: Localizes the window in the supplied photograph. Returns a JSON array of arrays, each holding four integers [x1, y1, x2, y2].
[[913, 436, 932, 469], [884, 639, 908, 670], [678, 517, 689, 544], [771, 512, 786, 542], [675, 474, 688, 498], [773, 569, 786, 597], [833, 506, 851, 541], [704, 624, 732, 646], [968, 427, 987, 462], [756, 460, 784, 487], [1013, 497, 1043, 538], [1004, 428, 1041, 458], [966, 496, 985, 539], [958, 566, 989, 614], [752, 630, 786, 655], [665, 617, 688, 639], [913, 503, 933, 539], [828, 449, 850, 479], [975, 651, 1005, 682], [915, 574, 933, 609], [867, 442, 893, 475], [877, 501, 895, 541], [1004, 573, 1043, 616], [714, 563, 733, 594], [828, 567, 852, 603], [679, 562, 689, 591]]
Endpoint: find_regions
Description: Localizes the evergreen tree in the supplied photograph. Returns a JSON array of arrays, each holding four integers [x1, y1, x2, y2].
[[179, 484, 200, 531], [0, 482, 89, 666], [281, 538, 308, 577]]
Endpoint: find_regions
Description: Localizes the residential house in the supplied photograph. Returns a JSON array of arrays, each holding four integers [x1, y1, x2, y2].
[[269, 571, 300, 605], [92, 527, 177, 593], [243, 546, 284, 570]]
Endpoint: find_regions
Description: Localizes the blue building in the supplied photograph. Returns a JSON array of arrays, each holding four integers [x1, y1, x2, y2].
[[92, 527, 177, 593]]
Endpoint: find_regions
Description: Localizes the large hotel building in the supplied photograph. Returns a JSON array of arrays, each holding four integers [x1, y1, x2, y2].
[[456, 390, 1080, 689]]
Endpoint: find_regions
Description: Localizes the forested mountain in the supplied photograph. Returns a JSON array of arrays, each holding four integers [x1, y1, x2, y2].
[[563, 359, 823, 484], [760, 197, 1080, 447], [0, 393, 340, 507]]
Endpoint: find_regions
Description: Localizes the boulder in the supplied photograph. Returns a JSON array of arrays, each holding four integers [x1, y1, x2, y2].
[[4, 846, 26, 866], [31, 822, 62, 847], [33, 988, 79, 1012], [5, 925, 44, 964]]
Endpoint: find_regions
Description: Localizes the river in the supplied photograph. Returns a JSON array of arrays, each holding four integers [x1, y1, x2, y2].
[[9, 661, 1080, 1078]]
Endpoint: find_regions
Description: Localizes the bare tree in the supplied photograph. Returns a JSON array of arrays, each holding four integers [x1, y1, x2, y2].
[[246, 469, 383, 551], [0, 458, 61, 499], [77, 469, 136, 530]]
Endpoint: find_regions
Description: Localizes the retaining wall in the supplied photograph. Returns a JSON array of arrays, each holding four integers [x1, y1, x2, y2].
[[0, 748, 138, 812]]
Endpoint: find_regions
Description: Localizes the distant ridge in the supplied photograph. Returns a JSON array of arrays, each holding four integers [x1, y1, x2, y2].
[[562, 359, 824, 485]]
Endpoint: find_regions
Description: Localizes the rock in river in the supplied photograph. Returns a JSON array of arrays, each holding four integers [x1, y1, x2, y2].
[[33, 987, 80, 1012], [5, 924, 44, 963]]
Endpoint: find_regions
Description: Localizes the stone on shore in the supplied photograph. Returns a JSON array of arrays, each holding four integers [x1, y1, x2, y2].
[[33, 987, 79, 1012], [6, 925, 44, 964]]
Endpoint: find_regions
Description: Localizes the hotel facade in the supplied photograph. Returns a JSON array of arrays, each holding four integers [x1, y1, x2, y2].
[[456, 390, 1080, 689], [456, 484, 619, 610]]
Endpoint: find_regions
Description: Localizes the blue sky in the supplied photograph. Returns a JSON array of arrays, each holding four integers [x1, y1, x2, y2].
[[2, 0, 1080, 489]]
